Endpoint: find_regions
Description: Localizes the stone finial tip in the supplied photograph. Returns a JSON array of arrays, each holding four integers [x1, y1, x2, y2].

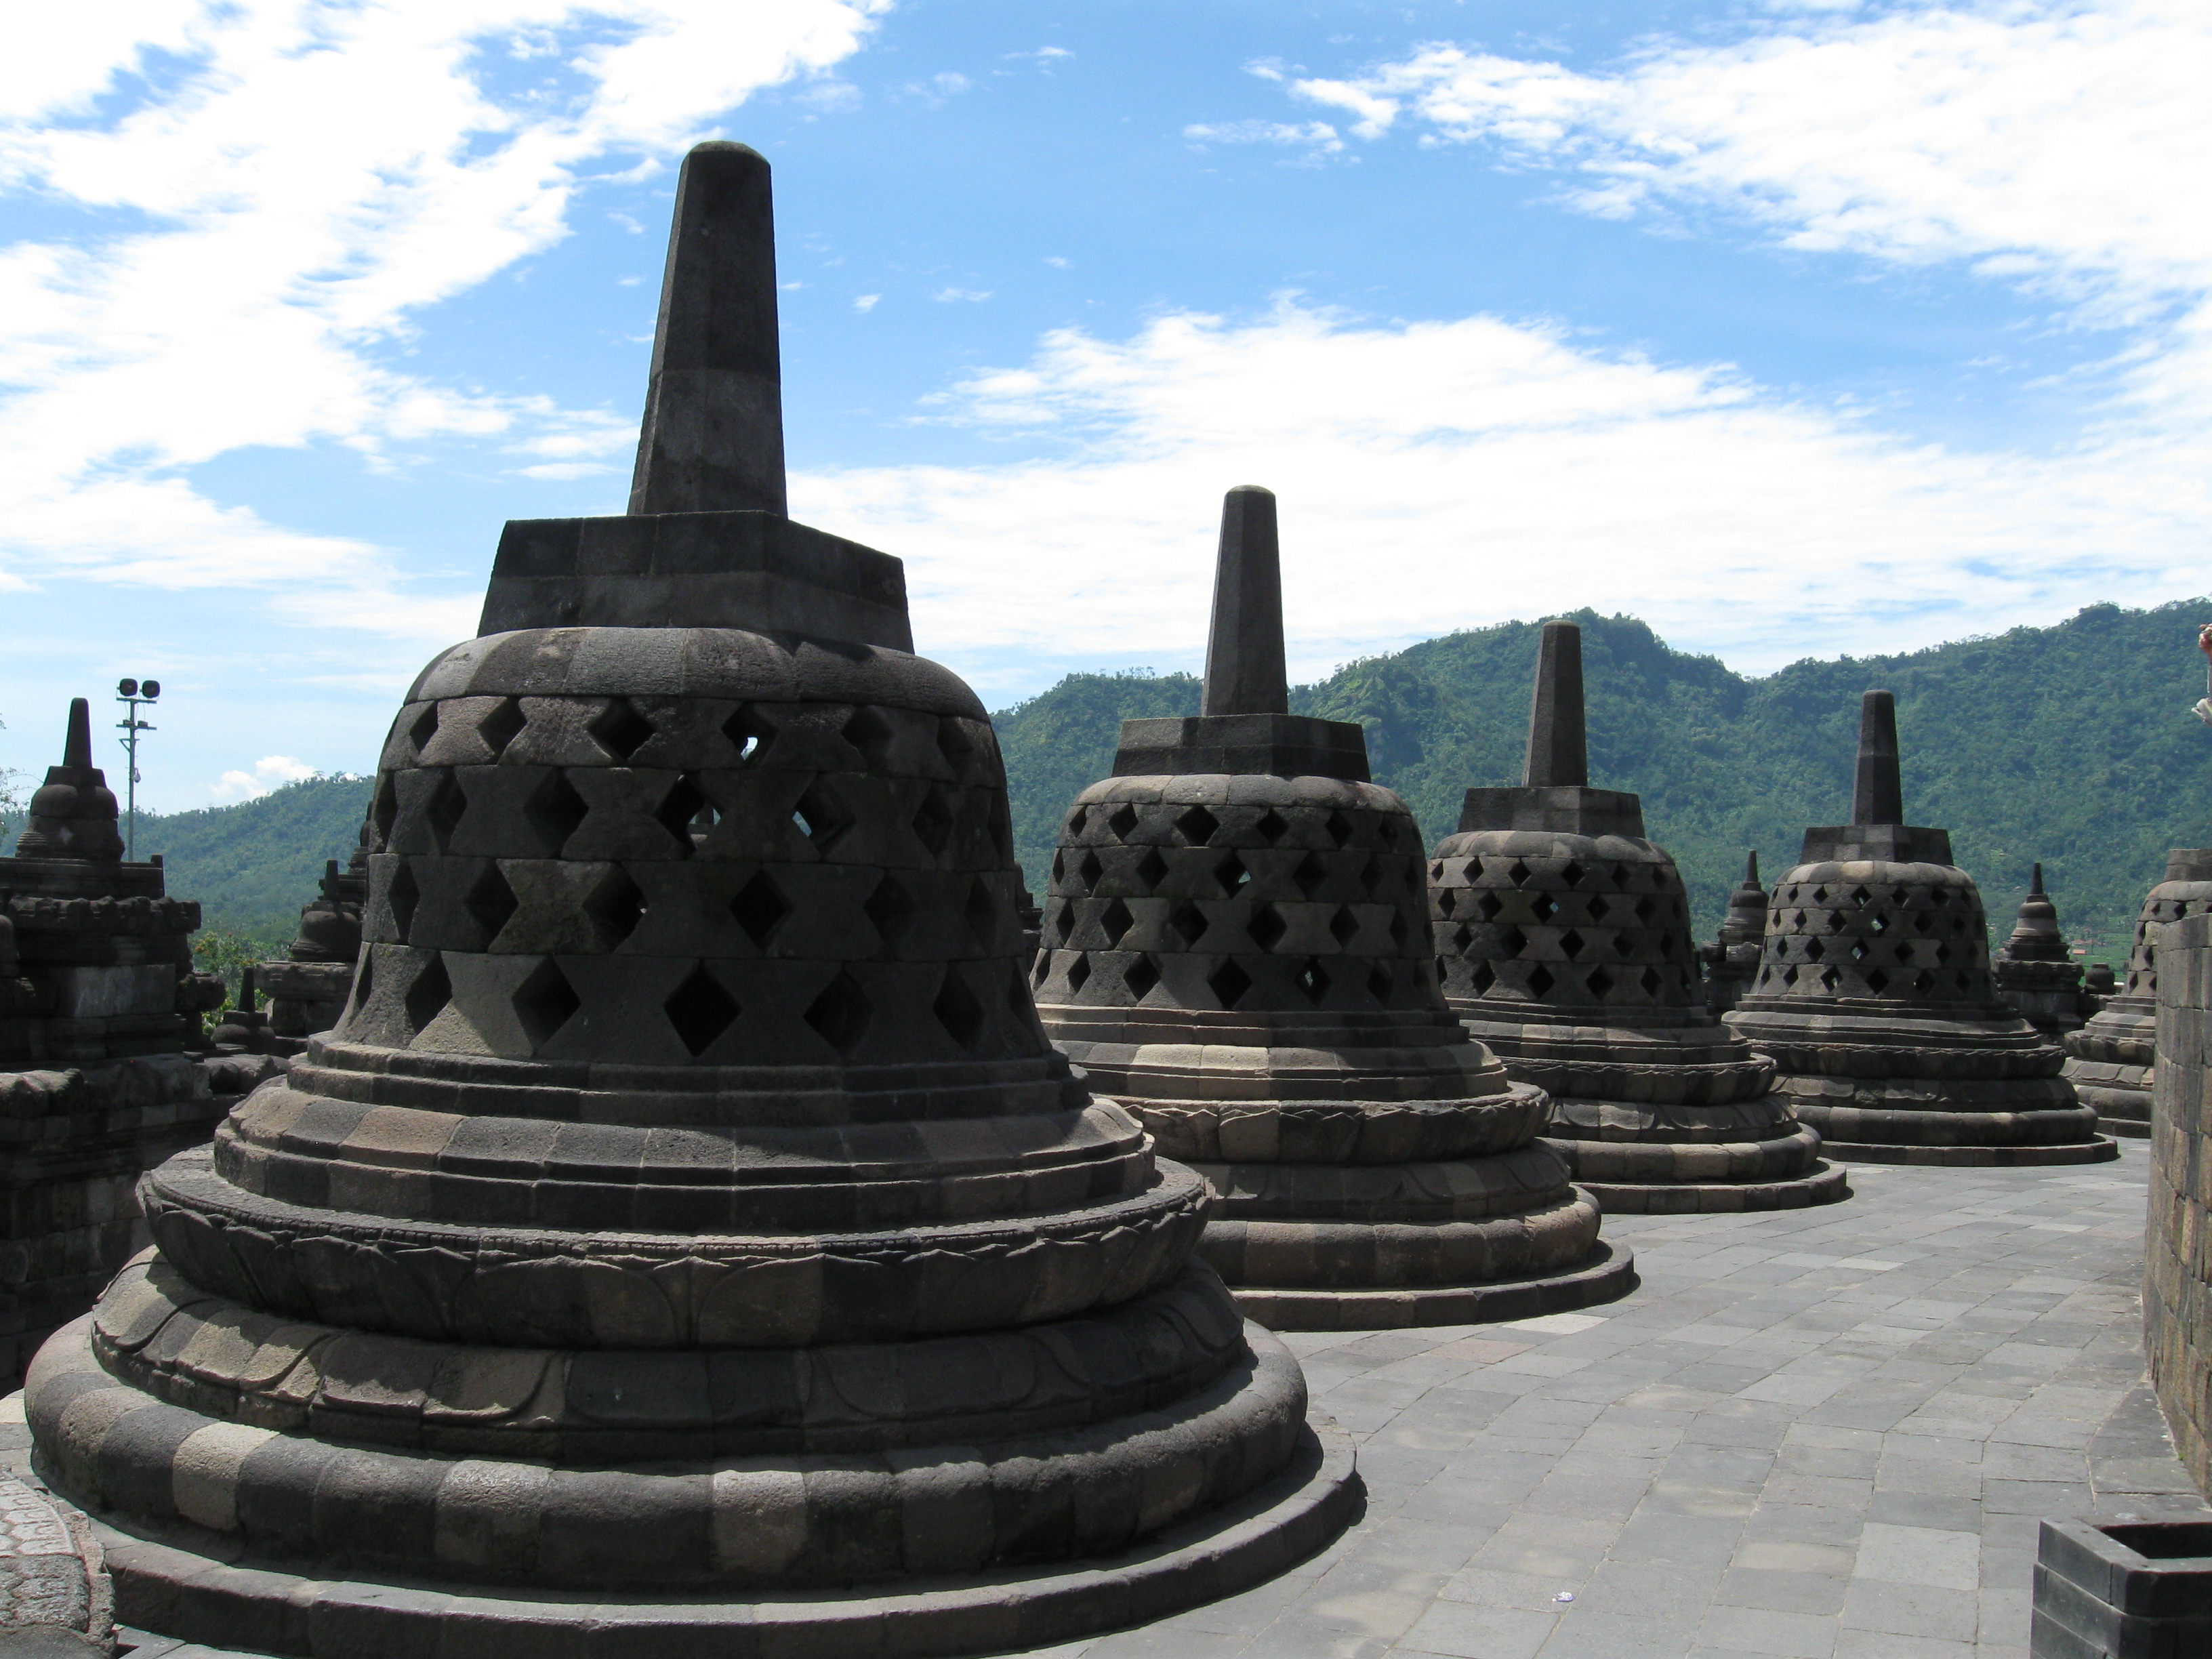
[[1200, 484, 1288, 718], [1523, 619, 1588, 790]]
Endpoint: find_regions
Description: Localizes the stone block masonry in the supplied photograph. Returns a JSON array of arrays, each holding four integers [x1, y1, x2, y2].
[[2149, 909, 2212, 1499]]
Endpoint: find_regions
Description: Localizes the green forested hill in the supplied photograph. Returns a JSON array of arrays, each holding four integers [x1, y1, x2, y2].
[[14, 598, 2205, 970], [997, 599, 2212, 968]]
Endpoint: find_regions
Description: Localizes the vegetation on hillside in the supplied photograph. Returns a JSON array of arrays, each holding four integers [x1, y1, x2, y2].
[[995, 600, 2212, 968], [134, 774, 375, 942]]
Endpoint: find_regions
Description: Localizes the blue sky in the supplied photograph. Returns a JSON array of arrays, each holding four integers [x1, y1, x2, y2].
[[1, 0, 2207, 808]]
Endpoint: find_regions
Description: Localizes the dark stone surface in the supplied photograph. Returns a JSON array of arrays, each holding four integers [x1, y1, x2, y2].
[[2063, 848, 2212, 1137], [1435, 623, 1843, 1214], [1994, 863, 2094, 1040], [1200, 487, 1287, 719], [24, 142, 1351, 1648], [1036, 503, 1627, 1326], [1699, 850, 1767, 1017], [2032, 1517, 2212, 1656], [2148, 910, 2212, 1504], [1727, 691, 2112, 1167]]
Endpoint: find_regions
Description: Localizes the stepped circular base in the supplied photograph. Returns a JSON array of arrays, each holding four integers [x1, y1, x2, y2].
[[2096, 1114, 2152, 1140], [1818, 1136, 2118, 1166], [72, 1418, 1359, 1659], [1577, 1161, 1851, 1214], [1227, 1240, 1635, 1332], [2062, 1064, 2152, 1137]]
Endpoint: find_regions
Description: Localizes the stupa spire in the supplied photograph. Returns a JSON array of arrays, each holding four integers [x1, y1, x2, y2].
[[1200, 485, 1288, 716], [628, 142, 787, 516], [62, 697, 92, 768], [1523, 619, 1588, 788], [1851, 689, 1904, 825]]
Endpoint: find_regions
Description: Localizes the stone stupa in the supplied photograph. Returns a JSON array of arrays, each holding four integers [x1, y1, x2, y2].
[[2062, 852, 2212, 1138], [22, 142, 1356, 1656], [1031, 491, 1633, 1328], [1431, 622, 1846, 1212], [1727, 691, 2114, 1165], [1990, 862, 2089, 1040], [1700, 851, 1768, 1017], [253, 821, 371, 1050]]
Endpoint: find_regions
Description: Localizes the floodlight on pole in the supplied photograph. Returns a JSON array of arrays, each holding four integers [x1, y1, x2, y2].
[[115, 677, 159, 860]]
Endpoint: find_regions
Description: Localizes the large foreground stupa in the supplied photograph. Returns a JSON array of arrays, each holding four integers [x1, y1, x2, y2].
[[1432, 622, 1846, 1212], [22, 144, 1355, 1656], [1031, 491, 1632, 1329], [1726, 691, 2114, 1166]]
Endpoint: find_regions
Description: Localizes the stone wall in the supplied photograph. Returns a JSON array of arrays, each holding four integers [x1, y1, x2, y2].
[[2148, 910, 2212, 1499]]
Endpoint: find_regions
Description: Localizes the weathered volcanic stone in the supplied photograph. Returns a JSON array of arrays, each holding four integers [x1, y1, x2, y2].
[[2062, 848, 2212, 1140], [1992, 861, 2092, 1041], [2148, 911, 2212, 1504], [22, 144, 1356, 1658], [1033, 495, 1633, 1328], [1433, 622, 1846, 1215], [1726, 691, 2114, 1166], [1700, 851, 1767, 1018], [0, 703, 228, 1391]]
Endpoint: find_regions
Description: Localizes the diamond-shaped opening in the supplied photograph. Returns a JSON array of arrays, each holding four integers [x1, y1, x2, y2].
[[1255, 808, 1289, 844], [1462, 856, 1483, 882], [1470, 961, 1496, 995], [1051, 902, 1075, 945], [936, 716, 979, 778], [963, 876, 998, 949], [1849, 885, 1872, 907], [1820, 967, 1840, 991], [1100, 897, 1135, 947], [1780, 964, 1799, 986], [1954, 971, 1972, 991], [909, 787, 955, 859], [1175, 805, 1220, 846], [655, 775, 707, 850], [1437, 887, 1459, 918], [840, 705, 896, 767], [464, 863, 520, 941], [426, 772, 467, 852], [1390, 911, 1409, 951], [1477, 892, 1504, 921], [1612, 864, 1632, 886], [933, 969, 986, 1050], [1633, 896, 1656, 922], [1506, 859, 1531, 886], [724, 706, 776, 765], [1914, 911, 1936, 934], [731, 872, 792, 948], [590, 697, 655, 761], [1811, 886, 1829, 903], [1586, 965, 1615, 997], [1558, 928, 1585, 960], [665, 965, 741, 1057], [1124, 954, 1161, 1001], [1560, 861, 1586, 888], [404, 951, 452, 1036], [1929, 888, 1950, 907], [584, 867, 647, 947], [1450, 922, 1473, 951], [1107, 803, 1140, 842], [1865, 967, 1891, 994], [1075, 848, 1103, 888], [1032, 954, 1050, 987], [1935, 942, 1953, 965], [803, 971, 871, 1056], [1825, 911, 1848, 933], [371, 774, 400, 846], [1248, 905, 1287, 951], [1527, 964, 1556, 996], [863, 874, 916, 954], [1066, 805, 1088, 837], [1617, 933, 1641, 958], [1215, 852, 1250, 895], [1950, 915, 1969, 935], [1066, 953, 1091, 994], [1206, 958, 1251, 1008], [409, 703, 441, 752], [385, 861, 421, 942], [1294, 852, 1328, 899], [1531, 892, 1558, 922], [1294, 958, 1328, 1005], [1914, 969, 1936, 993], [1361, 854, 1385, 896], [1329, 905, 1360, 948], [1324, 811, 1353, 848], [1498, 924, 1528, 956], [1376, 817, 1399, 848], [1366, 964, 1393, 1003], [523, 771, 589, 856], [478, 698, 526, 758], [1586, 895, 1610, 922], [1870, 912, 1890, 934], [1771, 937, 1788, 957], [1639, 966, 1662, 996], [1168, 901, 1208, 947], [512, 958, 581, 1049], [1850, 939, 1868, 962], [1805, 938, 1826, 961]]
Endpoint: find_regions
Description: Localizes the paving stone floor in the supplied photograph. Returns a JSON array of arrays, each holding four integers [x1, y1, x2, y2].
[[60, 1141, 2212, 1659], [1030, 1140, 2206, 1659]]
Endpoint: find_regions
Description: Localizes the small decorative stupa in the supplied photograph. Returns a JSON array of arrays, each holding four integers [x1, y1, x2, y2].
[[253, 820, 370, 1050], [2062, 851, 2212, 1137], [1032, 493, 1633, 1326], [1990, 863, 2089, 1038], [0, 700, 226, 1389], [24, 144, 1355, 1654], [1727, 691, 2114, 1164], [1432, 622, 1845, 1212], [1700, 851, 1768, 1017]]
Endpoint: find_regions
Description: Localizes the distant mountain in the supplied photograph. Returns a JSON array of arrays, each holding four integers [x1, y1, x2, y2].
[[996, 600, 2212, 968], [133, 775, 374, 947]]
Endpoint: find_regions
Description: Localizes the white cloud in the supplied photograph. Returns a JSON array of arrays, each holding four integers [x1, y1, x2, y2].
[[1183, 119, 1343, 153], [794, 296, 2211, 699], [854, 293, 882, 312], [0, 0, 884, 632], [211, 754, 318, 802], [932, 287, 992, 303]]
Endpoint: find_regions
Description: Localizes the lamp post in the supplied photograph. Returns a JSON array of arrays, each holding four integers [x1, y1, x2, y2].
[[115, 678, 159, 860]]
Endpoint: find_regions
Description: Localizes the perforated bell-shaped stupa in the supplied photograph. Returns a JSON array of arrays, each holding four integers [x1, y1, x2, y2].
[[1431, 623, 1846, 1212], [24, 144, 1355, 1656], [1990, 862, 2090, 1040], [1726, 691, 2114, 1166], [1700, 851, 1768, 1017], [2062, 850, 2212, 1138], [1032, 492, 1633, 1329]]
